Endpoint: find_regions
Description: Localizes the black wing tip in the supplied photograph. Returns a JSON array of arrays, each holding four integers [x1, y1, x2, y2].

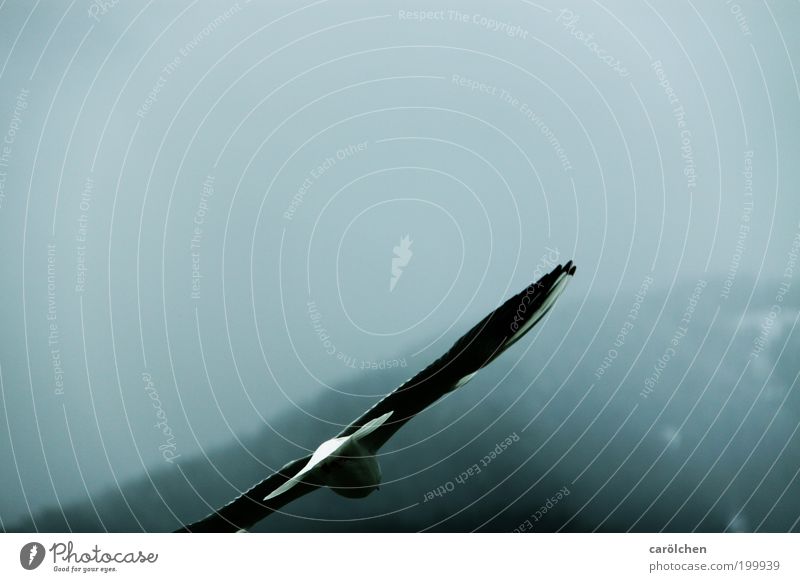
[[546, 259, 576, 280]]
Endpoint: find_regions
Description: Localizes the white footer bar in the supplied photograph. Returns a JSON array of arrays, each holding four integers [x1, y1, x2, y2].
[[1, 533, 796, 581]]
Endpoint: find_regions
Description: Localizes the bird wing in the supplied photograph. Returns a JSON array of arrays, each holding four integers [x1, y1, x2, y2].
[[178, 261, 575, 532], [337, 261, 576, 452], [179, 412, 396, 532], [177, 454, 315, 532]]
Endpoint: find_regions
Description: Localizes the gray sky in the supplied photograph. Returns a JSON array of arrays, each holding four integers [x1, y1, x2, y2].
[[0, 0, 798, 531]]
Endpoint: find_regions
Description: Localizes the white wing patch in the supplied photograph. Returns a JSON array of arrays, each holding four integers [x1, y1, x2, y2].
[[303, 438, 347, 476], [455, 371, 478, 388], [350, 411, 393, 440]]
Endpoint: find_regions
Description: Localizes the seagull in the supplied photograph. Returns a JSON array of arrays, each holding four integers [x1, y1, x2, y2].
[[178, 260, 576, 532]]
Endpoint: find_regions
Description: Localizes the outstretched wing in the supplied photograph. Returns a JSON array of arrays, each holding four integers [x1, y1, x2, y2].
[[338, 261, 576, 452], [178, 261, 575, 532], [176, 455, 315, 532]]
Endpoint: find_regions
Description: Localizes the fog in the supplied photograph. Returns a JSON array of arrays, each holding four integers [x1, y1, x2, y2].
[[0, 0, 798, 532]]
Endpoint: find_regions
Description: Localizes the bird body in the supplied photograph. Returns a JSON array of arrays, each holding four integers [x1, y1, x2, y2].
[[326, 440, 383, 499], [263, 412, 392, 501]]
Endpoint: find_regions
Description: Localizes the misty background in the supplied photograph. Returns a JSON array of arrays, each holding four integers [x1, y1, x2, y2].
[[0, 0, 798, 532]]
